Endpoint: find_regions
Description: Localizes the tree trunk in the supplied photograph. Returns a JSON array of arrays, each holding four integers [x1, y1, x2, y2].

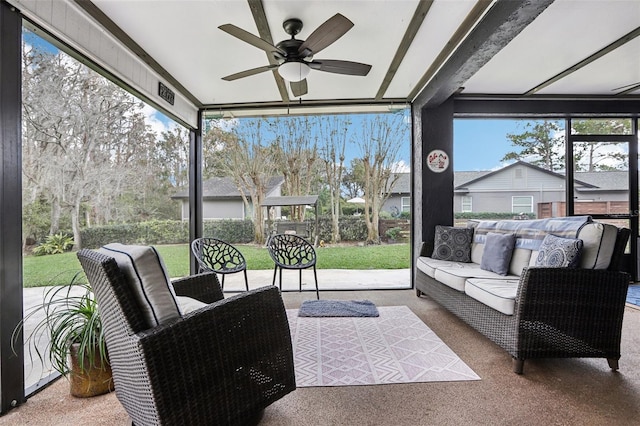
[[71, 200, 82, 250], [49, 196, 61, 235]]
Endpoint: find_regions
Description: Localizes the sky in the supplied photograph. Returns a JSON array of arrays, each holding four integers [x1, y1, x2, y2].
[[454, 119, 524, 171]]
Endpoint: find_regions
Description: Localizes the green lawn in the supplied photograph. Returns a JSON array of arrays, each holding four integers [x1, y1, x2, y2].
[[22, 243, 410, 288]]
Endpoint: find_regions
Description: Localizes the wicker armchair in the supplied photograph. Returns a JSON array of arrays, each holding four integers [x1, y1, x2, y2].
[[267, 233, 319, 299], [77, 248, 295, 425], [191, 237, 249, 291]]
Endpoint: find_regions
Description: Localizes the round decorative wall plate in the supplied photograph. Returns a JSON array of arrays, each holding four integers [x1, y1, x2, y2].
[[426, 149, 449, 173]]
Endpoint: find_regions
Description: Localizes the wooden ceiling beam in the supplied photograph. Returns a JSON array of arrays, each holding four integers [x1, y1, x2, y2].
[[413, 0, 554, 108]]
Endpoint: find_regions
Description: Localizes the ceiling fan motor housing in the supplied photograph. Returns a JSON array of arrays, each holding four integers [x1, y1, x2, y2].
[[276, 38, 312, 62]]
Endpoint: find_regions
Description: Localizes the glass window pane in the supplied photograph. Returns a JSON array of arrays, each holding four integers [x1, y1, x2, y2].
[[512, 196, 533, 213], [454, 119, 566, 223], [573, 140, 629, 216], [461, 196, 472, 212], [571, 119, 632, 135]]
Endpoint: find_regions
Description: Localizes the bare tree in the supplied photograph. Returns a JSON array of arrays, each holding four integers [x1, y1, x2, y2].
[[354, 113, 407, 244], [318, 115, 350, 243], [218, 120, 278, 244], [22, 45, 159, 248], [269, 116, 319, 221]]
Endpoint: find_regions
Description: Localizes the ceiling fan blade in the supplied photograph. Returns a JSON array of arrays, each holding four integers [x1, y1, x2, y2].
[[308, 59, 371, 76], [298, 14, 354, 55], [222, 64, 278, 81], [219, 24, 285, 56], [291, 79, 308, 97]]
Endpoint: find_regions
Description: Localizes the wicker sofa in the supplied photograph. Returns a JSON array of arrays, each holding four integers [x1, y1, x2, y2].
[[416, 216, 631, 374]]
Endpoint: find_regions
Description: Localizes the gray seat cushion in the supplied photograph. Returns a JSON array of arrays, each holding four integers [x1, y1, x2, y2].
[[99, 243, 180, 327]]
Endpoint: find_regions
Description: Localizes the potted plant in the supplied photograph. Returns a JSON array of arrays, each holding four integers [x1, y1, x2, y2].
[[13, 271, 113, 397]]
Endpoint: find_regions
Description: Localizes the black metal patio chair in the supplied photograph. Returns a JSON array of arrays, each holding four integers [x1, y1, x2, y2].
[[191, 237, 249, 291], [267, 233, 319, 299]]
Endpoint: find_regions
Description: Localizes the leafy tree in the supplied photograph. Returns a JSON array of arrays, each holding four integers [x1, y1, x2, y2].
[[502, 120, 564, 171], [342, 158, 365, 199], [571, 119, 630, 171], [202, 120, 237, 179], [502, 119, 630, 173]]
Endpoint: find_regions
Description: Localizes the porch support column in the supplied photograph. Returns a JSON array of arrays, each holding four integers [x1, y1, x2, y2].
[[189, 110, 203, 275], [420, 98, 455, 256], [0, 1, 25, 413]]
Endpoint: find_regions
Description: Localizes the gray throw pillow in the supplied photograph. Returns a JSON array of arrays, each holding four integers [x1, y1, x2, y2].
[[431, 225, 473, 262], [480, 232, 516, 276], [535, 234, 583, 268]]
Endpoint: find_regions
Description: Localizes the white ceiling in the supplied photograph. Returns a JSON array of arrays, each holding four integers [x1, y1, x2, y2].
[[26, 0, 640, 115]]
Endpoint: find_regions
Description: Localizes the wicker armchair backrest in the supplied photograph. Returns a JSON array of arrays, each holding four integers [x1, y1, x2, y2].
[[77, 249, 149, 335]]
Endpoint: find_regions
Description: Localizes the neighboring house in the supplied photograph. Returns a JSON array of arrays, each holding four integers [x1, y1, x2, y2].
[[381, 162, 629, 218], [172, 176, 284, 220], [382, 173, 411, 216], [454, 161, 628, 217]]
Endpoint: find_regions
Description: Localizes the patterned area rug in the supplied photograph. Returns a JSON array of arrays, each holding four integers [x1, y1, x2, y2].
[[287, 305, 480, 387]]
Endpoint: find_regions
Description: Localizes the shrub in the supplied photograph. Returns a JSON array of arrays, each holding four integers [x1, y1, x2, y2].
[[80, 219, 254, 248], [32, 232, 74, 256], [385, 227, 402, 240]]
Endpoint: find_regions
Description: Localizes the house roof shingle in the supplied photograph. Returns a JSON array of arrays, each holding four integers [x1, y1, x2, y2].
[[387, 161, 628, 195], [171, 176, 284, 199]]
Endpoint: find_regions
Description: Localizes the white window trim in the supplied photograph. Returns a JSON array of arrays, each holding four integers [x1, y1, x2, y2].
[[512, 196, 533, 213], [401, 196, 411, 212], [461, 196, 472, 213]]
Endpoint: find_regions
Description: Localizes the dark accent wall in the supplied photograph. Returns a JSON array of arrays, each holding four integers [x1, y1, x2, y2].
[[420, 98, 454, 256]]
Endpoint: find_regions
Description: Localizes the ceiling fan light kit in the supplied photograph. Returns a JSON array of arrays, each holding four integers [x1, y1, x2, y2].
[[219, 13, 371, 97], [278, 61, 311, 82]]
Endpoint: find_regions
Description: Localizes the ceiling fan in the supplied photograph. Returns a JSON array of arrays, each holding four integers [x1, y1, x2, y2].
[[218, 13, 372, 97]]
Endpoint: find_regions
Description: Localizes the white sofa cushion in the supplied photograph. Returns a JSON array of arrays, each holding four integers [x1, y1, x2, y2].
[[529, 222, 618, 269], [576, 222, 618, 269], [509, 247, 532, 276], [416, 256, 462, 278], [471, 241, 484, 265], [434, 263, 519, 292], [99, 243, 180, 327], [465, 278, 520, 316]]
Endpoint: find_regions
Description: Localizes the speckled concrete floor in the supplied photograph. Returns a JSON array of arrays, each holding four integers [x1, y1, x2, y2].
[[4, 290, 640, 426]]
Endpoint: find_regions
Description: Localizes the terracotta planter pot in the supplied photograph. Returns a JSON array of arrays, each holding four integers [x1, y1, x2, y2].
[[68, 343, 114, 398]]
